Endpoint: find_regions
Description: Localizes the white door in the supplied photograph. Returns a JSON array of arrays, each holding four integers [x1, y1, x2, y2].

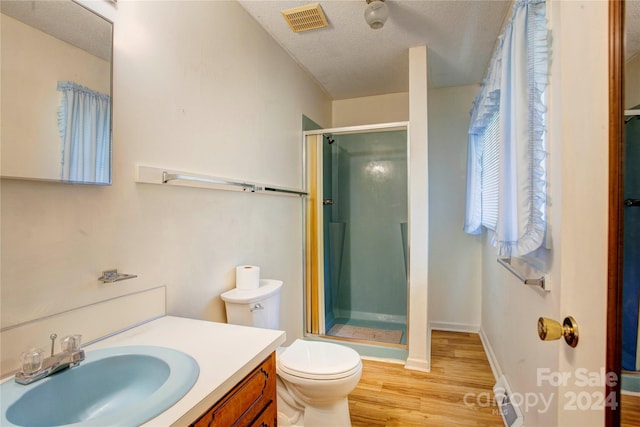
[[552, 1, 610, 425]]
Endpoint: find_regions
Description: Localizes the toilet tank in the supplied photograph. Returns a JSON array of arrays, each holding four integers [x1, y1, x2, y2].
[[220, 279, 282, 329]]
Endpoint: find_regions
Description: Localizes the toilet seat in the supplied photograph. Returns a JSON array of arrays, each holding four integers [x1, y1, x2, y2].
[[277, 340, 362, 380]]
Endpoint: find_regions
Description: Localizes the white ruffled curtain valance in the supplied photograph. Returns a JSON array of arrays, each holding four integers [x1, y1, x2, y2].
[[464, 0, 549, 257], [57, 81, 111, 184]]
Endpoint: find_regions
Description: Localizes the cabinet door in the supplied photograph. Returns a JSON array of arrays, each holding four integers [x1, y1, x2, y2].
[[192, 352, 276, 427], [251, 401, 277, 427]]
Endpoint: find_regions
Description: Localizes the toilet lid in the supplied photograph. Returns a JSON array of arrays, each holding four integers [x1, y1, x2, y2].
[[220, 279, 282, 303], [278, 340, 361, 380]]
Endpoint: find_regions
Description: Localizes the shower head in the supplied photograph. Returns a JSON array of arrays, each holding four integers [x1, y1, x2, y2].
[[325, 134, 335, 144]]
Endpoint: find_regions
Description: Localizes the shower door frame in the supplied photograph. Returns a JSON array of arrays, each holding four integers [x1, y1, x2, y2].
[[302, 121, 410, 347]]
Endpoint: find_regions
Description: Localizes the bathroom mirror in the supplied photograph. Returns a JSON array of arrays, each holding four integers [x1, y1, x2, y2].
[[1, 0, 113, 185]]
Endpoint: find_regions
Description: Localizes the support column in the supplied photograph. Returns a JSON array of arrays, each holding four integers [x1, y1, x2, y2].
[[406, 45, 430, 372]]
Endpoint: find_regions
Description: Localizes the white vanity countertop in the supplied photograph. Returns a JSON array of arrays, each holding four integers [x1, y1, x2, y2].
[[84, 315, 286, 426]]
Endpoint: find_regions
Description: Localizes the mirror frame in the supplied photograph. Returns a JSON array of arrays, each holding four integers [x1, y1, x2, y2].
[[606, 0, 624, 425]]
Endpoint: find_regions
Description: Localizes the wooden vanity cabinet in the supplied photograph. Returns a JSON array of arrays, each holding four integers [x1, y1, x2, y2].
[[191, 352, 277, 427]]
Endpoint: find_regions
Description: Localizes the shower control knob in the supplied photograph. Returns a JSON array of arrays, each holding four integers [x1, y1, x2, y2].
[[323, 199, 334, 205]]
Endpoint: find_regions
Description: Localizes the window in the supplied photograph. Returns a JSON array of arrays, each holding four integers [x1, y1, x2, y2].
[[464, 0, 549, 258], [480, 111, 500, 231]]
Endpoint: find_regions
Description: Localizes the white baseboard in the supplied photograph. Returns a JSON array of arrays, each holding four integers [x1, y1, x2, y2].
[[430, 321, 480, 333], [479, 327, 502, 381], [405, 357, 430, 372]]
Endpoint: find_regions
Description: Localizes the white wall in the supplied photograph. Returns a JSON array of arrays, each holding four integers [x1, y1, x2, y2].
[[0, 0, 331, 355], [1, 14, 111, 181], [331, 92, 408, 128], [427, 85, 482, 332]]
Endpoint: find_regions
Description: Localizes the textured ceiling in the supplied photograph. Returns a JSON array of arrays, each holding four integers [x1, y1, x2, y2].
[[0, 0, 112, 61], [240, 0, 640, 101], [2, 0, 637, 100], [238, 0, 512, 99]]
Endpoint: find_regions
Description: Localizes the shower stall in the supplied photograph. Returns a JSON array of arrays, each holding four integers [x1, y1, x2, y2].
[[304, 124, 408, 349], [623, 107, 640, 393]]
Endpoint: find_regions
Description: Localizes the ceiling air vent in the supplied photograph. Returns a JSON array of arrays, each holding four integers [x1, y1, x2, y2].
[[282, 3, 328, 33]]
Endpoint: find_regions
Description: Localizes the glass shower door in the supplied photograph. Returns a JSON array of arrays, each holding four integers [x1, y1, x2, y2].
[[321, 129, 408, 346], [623, 109, 640, 379]]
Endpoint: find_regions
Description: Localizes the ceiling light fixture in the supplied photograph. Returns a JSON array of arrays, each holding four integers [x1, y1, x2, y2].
[[364, 0, 389, 30]]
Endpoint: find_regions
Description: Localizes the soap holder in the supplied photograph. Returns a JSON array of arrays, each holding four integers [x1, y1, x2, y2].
[[98, 269, 138, 283]]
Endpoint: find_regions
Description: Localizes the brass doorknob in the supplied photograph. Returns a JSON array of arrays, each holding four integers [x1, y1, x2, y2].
[[537, 316, 579, 348]]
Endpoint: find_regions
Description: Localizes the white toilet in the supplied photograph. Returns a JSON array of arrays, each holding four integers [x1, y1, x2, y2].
[[221, 280, 362, 427]]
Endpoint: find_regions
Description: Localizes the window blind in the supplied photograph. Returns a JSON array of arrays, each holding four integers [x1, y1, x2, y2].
[[481, 111, 500, 230]]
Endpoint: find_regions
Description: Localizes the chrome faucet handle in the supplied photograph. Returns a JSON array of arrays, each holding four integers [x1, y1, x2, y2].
[[14, 333, 85, 385], [61, 335, 82, 353], [19, 349, 44, 375]]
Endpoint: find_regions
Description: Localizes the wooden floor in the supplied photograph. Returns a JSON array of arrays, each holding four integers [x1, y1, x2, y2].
[[348, 331, 640, 426], [622, 393, 640, 427], [348, 331, 502, 426]]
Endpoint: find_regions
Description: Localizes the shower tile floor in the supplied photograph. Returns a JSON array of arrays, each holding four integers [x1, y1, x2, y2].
[[329, 317, 407, 345]]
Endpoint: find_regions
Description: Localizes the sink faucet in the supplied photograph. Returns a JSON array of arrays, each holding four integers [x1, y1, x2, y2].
[[15, 334, 85, 385]]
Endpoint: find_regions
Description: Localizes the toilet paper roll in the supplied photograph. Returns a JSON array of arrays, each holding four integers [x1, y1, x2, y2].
[[236, 265, 260, 290]]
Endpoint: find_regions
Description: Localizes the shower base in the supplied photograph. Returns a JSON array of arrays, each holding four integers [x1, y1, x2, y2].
[[327, 324, 403, 344], [622, 371, 640, 396], [328, 317, 407, 346]]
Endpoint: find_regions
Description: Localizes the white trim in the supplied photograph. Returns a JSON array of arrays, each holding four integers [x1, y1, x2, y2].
[[430, 321, 480, 333], [404, 357, 430, 372], [624, 109, 640, 116], [479, 327, 502, 381], [406, 44, 430, 379], [302, 121, 409, 137]]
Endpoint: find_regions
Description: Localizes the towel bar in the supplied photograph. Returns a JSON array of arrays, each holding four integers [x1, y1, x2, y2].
[[135, 165, 308, 197], [497, 258, 547, 291]]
